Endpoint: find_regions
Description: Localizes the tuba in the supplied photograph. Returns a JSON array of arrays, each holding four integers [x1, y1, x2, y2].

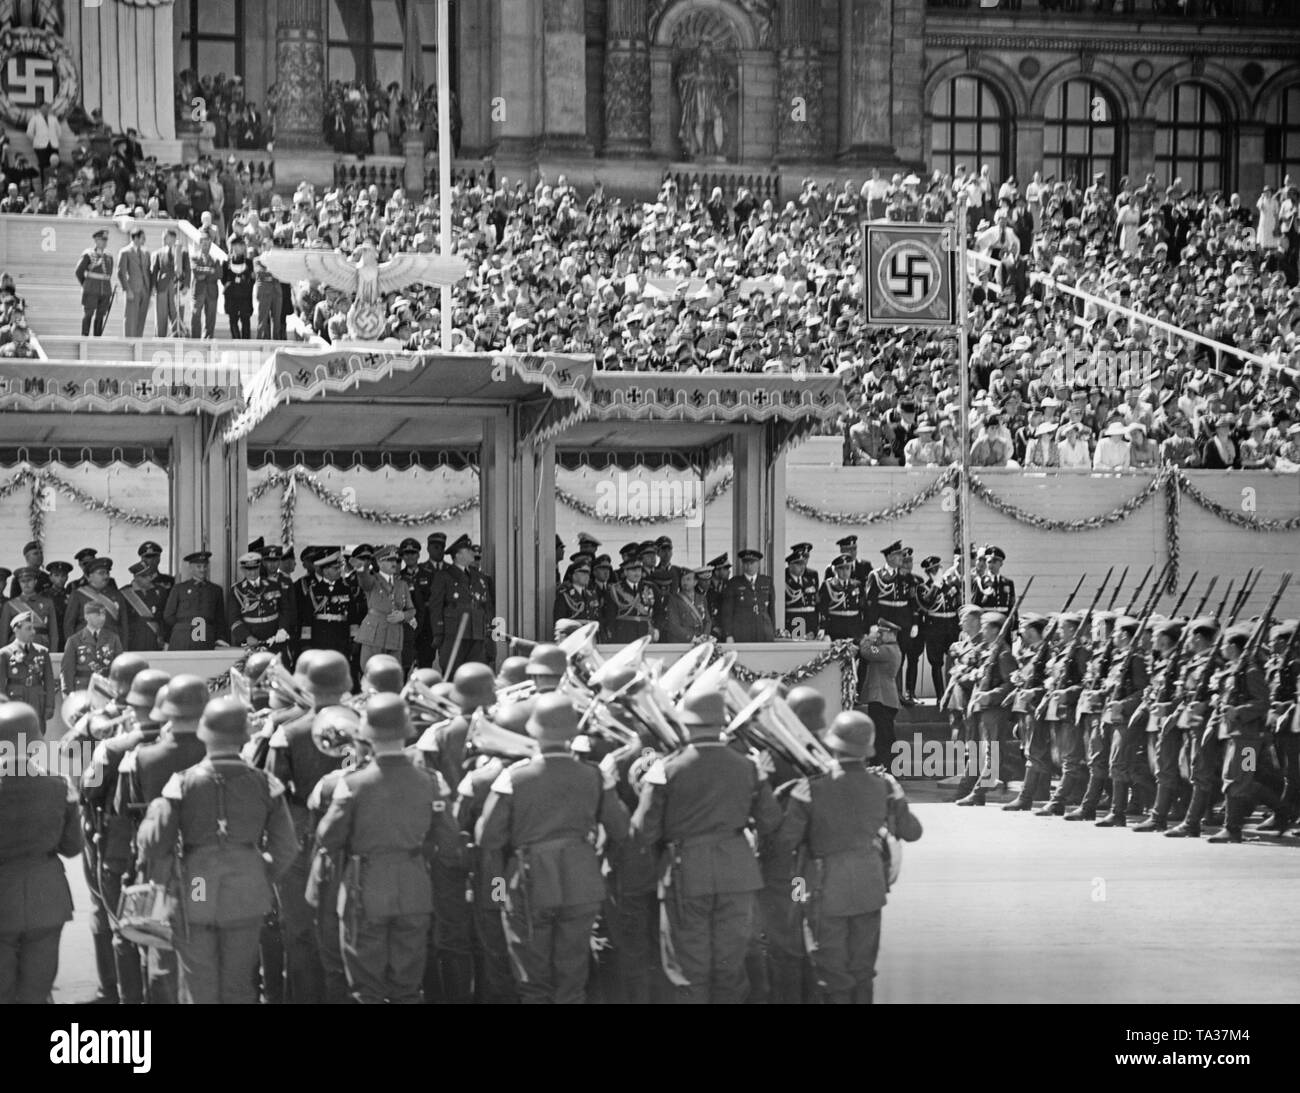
[[466, 707, 539, 761], [263, 659, 313, 712], [60, 690, 94, 731], [657, 641, 717, 702], [403, 679, 461, 723], [726, 679, 837, 778], [559, 622, 606, 687], [589, 658, 689, 753], [311, 705, 361, 760]]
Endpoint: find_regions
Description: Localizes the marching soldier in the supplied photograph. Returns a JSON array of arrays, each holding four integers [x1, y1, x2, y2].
[[632, 683, 780, 1003], [428, 535, 494, 671], [301, 550, 356, 655], [477, 693, 630, 1004], [1096, 615, 1155, 828], [0, 701, 82, 1004], [824, 535, 873, 586], [115, 675, 209, 1004], [602, 557, 656, 643], [190, 233, 221, 339], [818, 554, 866, 643], [720, 549, 776, 643], [315, 694, 454, 1003], [75, 228, 115, 336], [972, 545, 1017, 614], [1255, 620, 1300, 834], [64, 557, 126, 641], [1165, 617, 1223, 839], [1133, 619, 1189, 832], [772, 711, 923, 1003], [955, 611, 1018, 806], [119, 560, 167, 652], [554, 556, 601, 625], [784, 548, 820, 639], [944, 605, 985, 802], [136, 541, 175, 598], [136, 697, 299, 1003], [0, 611, 57, 732], [163, 551, 228, 650], [228, 551, 294, 664], [1035, 611, 1092, 816], [1065, 613, 1123, 822], [1003, 614, 1053, 811], [60, 601, 123, 694], [918, 554, 962, 700], [1, 565, 58, 648]]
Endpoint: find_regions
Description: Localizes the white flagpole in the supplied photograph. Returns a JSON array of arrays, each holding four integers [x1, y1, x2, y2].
[[438, 0, 452, 352], [955, 195, 972, 604]]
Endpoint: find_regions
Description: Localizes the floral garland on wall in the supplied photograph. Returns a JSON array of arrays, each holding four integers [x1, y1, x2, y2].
[[0, 464, 168, 546], [1173, 468, 1300, 532], [556, 471, 734, 525], [711, 639, 860, 709], [784, 466, 959, 525], [967, 467, 1168, 532]]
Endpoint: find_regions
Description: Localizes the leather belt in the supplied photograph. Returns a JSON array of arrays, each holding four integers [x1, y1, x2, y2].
[[245, 614, 277, 624], [828, 610, 860, 617], [315, 614, 346, 622], [876, 600, 907, 607], [928, 611, 957, 618], [84, 271, 110, 279]]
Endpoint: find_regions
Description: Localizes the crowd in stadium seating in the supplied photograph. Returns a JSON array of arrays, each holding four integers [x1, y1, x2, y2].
[[175, 70, 270, 150], [323, 80, 461, 158]]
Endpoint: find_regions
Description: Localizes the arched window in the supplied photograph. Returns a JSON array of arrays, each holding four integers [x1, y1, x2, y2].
[[327, 0, 449, 90], [929, 75, 1010, 182], [176, 0, 245, 79], [1155, 82, 1229, 194], [1043, 80, 1121, 189], [1264, 84, 1300, 189]]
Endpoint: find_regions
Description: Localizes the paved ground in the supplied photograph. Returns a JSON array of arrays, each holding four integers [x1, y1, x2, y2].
[[50, 784, 1300, 1004]]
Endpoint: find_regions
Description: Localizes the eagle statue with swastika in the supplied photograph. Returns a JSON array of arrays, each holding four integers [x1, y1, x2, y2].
[[257, 241, 468, 341]]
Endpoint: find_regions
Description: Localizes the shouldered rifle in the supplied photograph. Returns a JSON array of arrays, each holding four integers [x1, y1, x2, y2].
[[1187, 574, 1257, 709], [1152, 572, 1203, 704], [1106, 566, 1130, 612], [973, 575, 1034, 704], [1226, 572, 1292, 708], [1230, 568, 1260, 621], [1041, 570, 1113, 696], [1121, 564, 1155, 617], [1110, 561, 1172, 700], [1021, 572, 1089, 690]]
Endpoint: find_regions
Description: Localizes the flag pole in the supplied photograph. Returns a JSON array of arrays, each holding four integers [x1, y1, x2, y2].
[[437, 0, 452, 352], [955, 194, 972, 604]]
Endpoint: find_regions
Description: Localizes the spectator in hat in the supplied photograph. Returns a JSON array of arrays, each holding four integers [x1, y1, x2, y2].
[[1201, 415, 1240, 470], [1093, 421, 1132, 470]]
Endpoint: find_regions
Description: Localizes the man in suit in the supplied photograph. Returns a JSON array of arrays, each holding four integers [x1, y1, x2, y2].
[[74, 229, 114, 336], [117, 226, 153, 337], [151, 227, 190, 337], [719, 549, 776, 643]]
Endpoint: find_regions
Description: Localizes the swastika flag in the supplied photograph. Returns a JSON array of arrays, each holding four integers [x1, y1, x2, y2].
[[863, 224, 957, 328]]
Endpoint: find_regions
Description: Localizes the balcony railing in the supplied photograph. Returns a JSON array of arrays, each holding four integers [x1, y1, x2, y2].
[[926, 0, 1300, 21]]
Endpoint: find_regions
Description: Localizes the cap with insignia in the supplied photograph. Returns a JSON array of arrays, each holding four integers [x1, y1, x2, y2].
[[785, 550, 808, 565], [921, 555, 942, 569], [876, 618, 902, 632], [693, 566, 714, 579], [881, 540, 904, 558], [619, 542, 640, 560], [74, 547, 98, 564], [708, 554, 731, 569], [836, 535, 858, 549], [86, 557, 112, 574], [13, 566, 40, 581], [448, 534, 474, 555], [984, 545, 1007, 561], [182, 551, 211, 564], [22, 540, 40, 554], [375, 545, 399, 562], [262, 545, 284, 563], [577, 533, 601, 550], [8, 609, 35, 628], [738, 549, 762, 562], [128, 560, 152, 576], [655, 536, 672, 549], [247, 536, 266, 554], [316, 550, 343, 568], [238, 552, 262, 568], [593, 554, 613, 569], [638, 541, 659, 557], [92, 228, 108, 241], [832, 554, 852, 568], [138, 541, 163, 556], [399, 537, 421, 553], [790, 543, 812, 557], [427, 531, 447, 545]]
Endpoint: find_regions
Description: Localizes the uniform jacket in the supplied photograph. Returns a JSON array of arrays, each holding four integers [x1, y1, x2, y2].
[[818, 578, 865, 640], [355, 570, 416, 651], [74, 247, 114, 304], [660, 591, 712, 644], [191, 250, 221, 295], [1044, 640, 1091, 718], [824, 559, 873, 586], [116, 731, 207, 838], [477, 752, 629, 911], [860, 635, 903, 708], [773, 762, 922, 916], [227, 577, 294, 646], [864, 567, 916, 631], [554, 583, 601, 624], [944, 634, 982, 713], [0, 639, 56, 718], [268, 708, 345, 837], [969, 640, 1018, 716], [413, 716, 471, 799], [0, 762, 81, 932], [601, 579, 655, 643], [301, 576, 357, 650], [1216, 659, 1270, 739], [163, 578, 228, 650], [428, 564, 493, 642], [119, 583, 166, 652], [60, 627, 123, 693], [1100, 647, 1151, 726], [631, 740, 780, 898], [719, 574, 777, 643], [1, 593, 58, 648], [81, 729, 146, 867], [972, 573, 1017, 613], [64, 584, 127, 641], [136, 756, 298, 925], [784, 569, 820, 635]]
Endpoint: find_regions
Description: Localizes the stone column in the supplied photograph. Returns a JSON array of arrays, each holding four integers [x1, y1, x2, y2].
[[1127, 118, 1156, 188], [891, 0, 926, 164], [838, 0, 895, 161], [542, 0, 591, 154], [776, 0, 823, 162], [1237, 123, 1265, 202], [274, 0, 331, 188], [1017, 117, 1045, 193], [603, 0, 651, 157]]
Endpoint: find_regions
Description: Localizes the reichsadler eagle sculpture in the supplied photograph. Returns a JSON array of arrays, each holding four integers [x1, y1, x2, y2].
[[258, 241, 468, 340]]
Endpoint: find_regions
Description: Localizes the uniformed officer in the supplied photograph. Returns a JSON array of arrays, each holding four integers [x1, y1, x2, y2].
[[955, 611, 1018, 806], [555, 556, 601, 624], [602, 558, 656, 643], [576, 532, 601, 559], [64, 557, 126, 641], [590, 554, 614, 616], [864, 541, 916, 636], [0, 701, 82, 1003], [136, 697, 298, 1003], [316, 694, 454, 1002], [1065, 613, 1123, 822], [972, 545, 1017, 614], [75, 228, 115, 336], [825, 535, 873, 586], [943, 605, 984, 800], [354, 545, 416, 669], [784, 548, 820, 639], [46, 560, 73, 625], [265, 650, 352, 1004], [228, 551, 294, 663], [649, 536, 683, 603], [660, 567, 713, 644], [638, 542, 669, 625], [1164, 617, 1223, 839], [1, 565, 59, 648], [1003, 613, 1052, 811], [477, 693, 630, 1004], [1254, 620, 1300, 835], [706, 554, 730, 638], [818, 554, 866, 643], [119, 560, 167, 653], [302, 550, 356, 655], [162, 551, 228, 650], [428, 534, 494, 671], [1034, 611, 1092, 816], [115, 675, 209, 1004], [412, 532, 447, 669], [918, 554, 962, 699], [632, 683, 780, 1003], [60, 601, 123, 694], [67, 547, 102, 594], [397, 538, 424, 672], [136, 541, 174, 598], [1133, 618, 1190, 833], [190, 233, 221, 339], [1096, 616, 1153, 828], [772, 710, 923, 1003], [5, 540, 51, 599], [0, 611, 57, 732], [720, 549, 777, 643]]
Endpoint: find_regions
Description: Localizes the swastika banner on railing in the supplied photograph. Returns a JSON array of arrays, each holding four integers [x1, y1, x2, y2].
[[862, 224, 957, 329]]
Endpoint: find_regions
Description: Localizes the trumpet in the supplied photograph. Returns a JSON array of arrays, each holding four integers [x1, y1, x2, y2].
[[311, 705, 361, 760], [60, 690, 94, 732], [727, 679, 837, 779]]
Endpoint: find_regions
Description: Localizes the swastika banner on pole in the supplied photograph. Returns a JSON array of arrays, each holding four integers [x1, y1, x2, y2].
[[862, 224, 957, 328]]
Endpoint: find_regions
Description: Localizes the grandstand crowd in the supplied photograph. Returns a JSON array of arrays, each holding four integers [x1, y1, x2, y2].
[[3, 98, 1300, 468]]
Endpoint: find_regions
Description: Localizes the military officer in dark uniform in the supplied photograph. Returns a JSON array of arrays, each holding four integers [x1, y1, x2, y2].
[[0, 701, 82, 1004], [955, 611, 1019, 806], [64, 557, 126, 641], [632, 683, 781, 1003], [576, 532, 601, 559], [784, 548, 820, 639], [602, 558, 656, 643], [136, 541, 174, 598], [163, 551, 228, 650], [5, 541, 51, 598], [261, 545, 300, 658], [46, 560, 72, 626], [651, 535, 684, 598], [825, 534, 873, 586], [190, 233, 221, 339], [638, 542, 669, 626], [119, 560, 167, 652], [555, 556, 601, 624], [706, 555, 730, 638], [720, 549, 777, 644], [818, 554, 866, 642], [590, 554, 614, 616], [397, 538, 425, 672], [972, 545, 1017, 615], [67, 547, 101, 594], [1, 565, 58, 648], [136, 697, 298, 1003], [428, 534, 494, 671], [411, 532, 446, 669], [0, 611, 57, 732], [75, 228, 115, 336], [918, 554, 963, 700], [293, 545, 323, 648], [60, 601, 123, 694], [864, 540, 917, 635], [228, 551, 295, 663], [301, 550, 356, 655], [477, 693, 630, 1004]]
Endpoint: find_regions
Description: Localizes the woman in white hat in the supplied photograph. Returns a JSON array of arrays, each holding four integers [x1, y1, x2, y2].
[[1056, 419, 1093, 469], [1092, 420, 1132, 470]]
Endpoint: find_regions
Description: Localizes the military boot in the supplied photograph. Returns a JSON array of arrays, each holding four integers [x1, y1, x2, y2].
[[1095, 783, 1129, 827], [1133, 786, 1174, 832], [1207, 799, 1249, 843], [1164, 786, 1208, 838]]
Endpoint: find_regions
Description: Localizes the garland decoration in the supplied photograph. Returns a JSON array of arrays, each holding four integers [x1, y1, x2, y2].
[[280, 473, 297, 550], [0, 464, 169, 545], [249, 466, 481, 531], [1165, 470, 1181, 591], [784, 466, 958, 525], [968, 467, 1166, 531], [1173, 467, 1300, 532], [29, 477, 44, 546], [556, 472, 734, 525], [710, 638, 860, 709]]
